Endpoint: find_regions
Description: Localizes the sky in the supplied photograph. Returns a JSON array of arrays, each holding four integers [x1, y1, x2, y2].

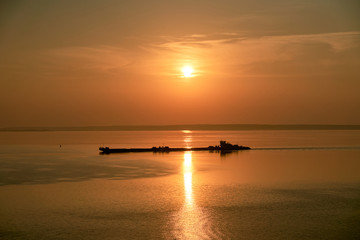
[[0, 0, 359, 127]]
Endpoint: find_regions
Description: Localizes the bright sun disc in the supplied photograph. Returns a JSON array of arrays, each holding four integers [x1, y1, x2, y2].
[[182, 66, 193, 78]]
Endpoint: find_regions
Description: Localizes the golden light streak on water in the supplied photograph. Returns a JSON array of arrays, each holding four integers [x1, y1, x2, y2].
[[183, 152, 193, 206], [181, 130, 192, 134], [170, 151, 215, 239], [183, 131, 192, 148], [184, 152, 192, 167]]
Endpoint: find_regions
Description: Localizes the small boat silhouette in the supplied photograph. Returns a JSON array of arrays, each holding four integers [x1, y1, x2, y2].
[[99, 140, 250, 154]]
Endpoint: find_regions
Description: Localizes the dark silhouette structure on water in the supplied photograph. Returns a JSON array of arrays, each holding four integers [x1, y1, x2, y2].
[[99, 140, 250, 154]]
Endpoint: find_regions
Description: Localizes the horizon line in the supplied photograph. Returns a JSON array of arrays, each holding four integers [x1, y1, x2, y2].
[[1, 124, 360, 132]]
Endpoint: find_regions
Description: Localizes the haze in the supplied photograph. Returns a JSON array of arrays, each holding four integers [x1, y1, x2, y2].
[[1, 0, 359, 127]]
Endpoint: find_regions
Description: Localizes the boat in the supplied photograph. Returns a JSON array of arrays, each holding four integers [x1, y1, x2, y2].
[[99, 140, 250, 154]]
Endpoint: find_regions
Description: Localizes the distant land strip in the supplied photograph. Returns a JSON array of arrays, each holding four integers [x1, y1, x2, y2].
[[1, 124, 360, 132]]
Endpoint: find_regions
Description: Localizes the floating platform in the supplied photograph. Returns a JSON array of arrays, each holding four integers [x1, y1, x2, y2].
[[99, 140, 250, 154]]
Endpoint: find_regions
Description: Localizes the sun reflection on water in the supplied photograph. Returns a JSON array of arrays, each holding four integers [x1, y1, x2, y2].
[[170, 151, 213, 239], [170, 131, 214, 239], [183, 132, 192, 148], [183, 152, 193, 206]]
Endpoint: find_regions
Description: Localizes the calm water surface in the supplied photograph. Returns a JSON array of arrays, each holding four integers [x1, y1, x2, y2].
[[1, 130, 360, 239]]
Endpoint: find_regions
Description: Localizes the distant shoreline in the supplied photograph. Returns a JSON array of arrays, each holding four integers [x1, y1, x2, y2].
[[1, 124, 360, 132]]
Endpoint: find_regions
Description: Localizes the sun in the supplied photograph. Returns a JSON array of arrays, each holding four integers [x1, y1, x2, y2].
[[182, 66, 194, 78]]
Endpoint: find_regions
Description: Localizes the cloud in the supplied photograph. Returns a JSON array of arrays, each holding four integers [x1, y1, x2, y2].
[[41, 31, 360, 80], [145, 31, 360, 78]]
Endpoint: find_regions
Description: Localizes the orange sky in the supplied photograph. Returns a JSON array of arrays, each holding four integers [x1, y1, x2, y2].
[[1, 0, 359, 127]]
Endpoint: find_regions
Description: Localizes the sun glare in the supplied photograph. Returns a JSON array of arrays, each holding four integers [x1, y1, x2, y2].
[[182, 66, 194, 78]]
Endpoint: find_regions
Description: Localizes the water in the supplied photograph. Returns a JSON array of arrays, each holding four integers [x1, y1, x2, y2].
[[1, 130, 360, 239]]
